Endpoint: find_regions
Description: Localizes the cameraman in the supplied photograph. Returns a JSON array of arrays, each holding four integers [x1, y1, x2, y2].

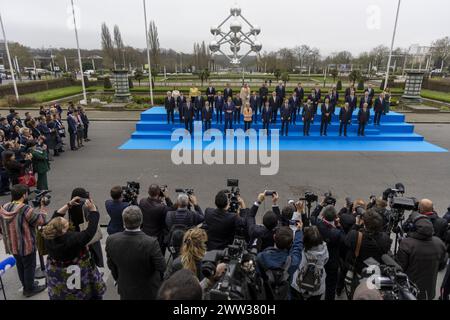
[[372, 197, 391, 232], [105, 186, 130, 235], [166, 193, 203, 230], [0, 184, 48, 297], [246, 191, 282, 252], [140, 184, 174, 252], [204, 190, 247, 251]]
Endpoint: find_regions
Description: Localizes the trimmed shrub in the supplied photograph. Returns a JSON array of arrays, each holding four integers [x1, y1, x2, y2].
[[336, 80, 342, 91], [104, 77, 112, 89], [357, 80, 365, 90], [128, 77, 134, 89], [5, 95, 37, 108]]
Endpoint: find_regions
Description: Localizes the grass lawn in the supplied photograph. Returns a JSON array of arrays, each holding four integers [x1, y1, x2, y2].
[[23, 86, 99, 103], [421, 90, 450, 104]]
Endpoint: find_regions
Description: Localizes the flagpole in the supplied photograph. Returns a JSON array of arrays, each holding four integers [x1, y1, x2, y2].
[[143, 0, 154, 106], [0, 11, 19, 101], [71, 0, 87, 102], [384, 0, 401, 90]]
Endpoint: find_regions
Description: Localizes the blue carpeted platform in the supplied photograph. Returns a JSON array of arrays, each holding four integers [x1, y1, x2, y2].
[[120, 107, 447, 152]]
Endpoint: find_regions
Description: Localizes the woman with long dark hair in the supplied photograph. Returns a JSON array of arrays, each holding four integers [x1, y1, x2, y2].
[[2, 150, 32, 185]]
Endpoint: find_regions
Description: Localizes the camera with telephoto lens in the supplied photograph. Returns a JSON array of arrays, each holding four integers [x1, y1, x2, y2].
[[201, 237, 265, 300], [122, 182, 140, 205], [360, 254, 419, 300], [300, 191, 318, 204], [29, 190, 52, 208], [225, 179, 240, 214], [323, 191, 337, 206]]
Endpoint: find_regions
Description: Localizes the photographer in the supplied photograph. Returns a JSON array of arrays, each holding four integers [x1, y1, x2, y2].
[[372, 197, 391, 232], [2, 150, 32, 186], [0, 184, 48, 297], [165, 193, 204, 230], [312, 205, 345, 300], [396, 215, 447, 300], [246, 191, 282, 252], [43, 197, 106, 300], [344, 209, 392, 275], [28, 140, 50, 191], [140, 184, 174, 252], [204, 190, 247, 251], [339, 199, 366, 234], [105, 186, 130, 235]]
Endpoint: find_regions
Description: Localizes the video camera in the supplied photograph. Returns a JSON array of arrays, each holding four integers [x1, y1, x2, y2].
[[175, 188, 194, 195], [201, 237, 264, 300], [29, 190, 51, 208], [122, 182, 140, 205], [299, 191, 318, 204], [225, 179, 240, 214], [323, 191, 337, 206], [361, 254, 419, 300]]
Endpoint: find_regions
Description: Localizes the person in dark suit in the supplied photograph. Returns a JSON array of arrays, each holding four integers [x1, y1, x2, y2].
[[232, 94, 242, 124], [365, 84, 375, 100], [308, 89, 320, 124], [345, 90, 358, 115], [106, 206, 166, 300], [202, 101, 213, 131], [373, 93, 385, 126], [259, 83, 269, 114], [339, 102, 352, 137], [249, 91, 259, 124], [302, 100, 314, 136], [224, 83, 233, 102], [289, 92, 300, 124], [261, 101, 272, 131], [294, 83, 305, 110], [183, 101, 195, 134], [314, 85, 322, 101], [327, 87, 339, 123], [204, 191, 246, 251], [269, 91, 279, 124], [194, 92, 205, 121], [214, 91, 225, 124], [67, 111, 78, 151], [164, 91, 176, 124], [275, 81, 286, 107], [345, 84, 356, 98], [359, 91, 372, 110], [320, 98, 333, 136], [176, 92, 187, 124], [224, 97, 235, 132], [358, 103, 370, 136], [205, 83, 216, 108], [280, 100, 291, 136]]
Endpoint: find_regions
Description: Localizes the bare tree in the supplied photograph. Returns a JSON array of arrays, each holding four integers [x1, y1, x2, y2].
[[113, 25, 125, 67], [293, 45, 311, 73], [101, 23, 114, 68], [431, 37, 450, 70], [148, 21, 160, 70]]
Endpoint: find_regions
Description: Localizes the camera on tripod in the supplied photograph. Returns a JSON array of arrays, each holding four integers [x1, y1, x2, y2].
[[122, 182, 140, 205], [201, 237, 264, 300], [299, 191, 318, 204], [225, 179, 240, 214], [29, 190, 52, 208], [361, 254, 419, 300]]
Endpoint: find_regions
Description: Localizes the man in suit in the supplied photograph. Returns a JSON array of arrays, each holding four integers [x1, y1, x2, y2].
[[259, 83, 269, 114], [194, 92, 205, 121], [249, 91, 259, 124], [320, 98, 333, 136], [345, 84, 356, 98], [214, 91, 225, 124], [67, 111, 78, 151], [183, 100, 195, 134], [359, 91, 372, 110], [294, 83, 305, 109], [308, 89, 319, 124], [358, 103, 370, 136], [202, 101, 213, 131], [339, 102, 352, 137], [176, 92, 187, 123], [302, 100, 314, 136], [365, 84, 375, 100], [327, 87, 339, 123], [280, 100, 291, 136], [269, 91, 279, 124], [373, 93, 385, 126], [164, 91, 176, 124], [345, 90, 358, 115], [289, 92, 300, 124], [261, 101, 272, 131], [275, 80, 286, 107], [206, 83, 216, 108], [314, 85, 322, 101], [106, 206, 166, 300], [224, 83, 233, 102], [224, 97, 235, 132], [233, 94, 242, 124]]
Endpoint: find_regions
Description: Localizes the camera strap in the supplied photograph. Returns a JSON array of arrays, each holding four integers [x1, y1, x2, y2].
[[355, 231, 363, 259]]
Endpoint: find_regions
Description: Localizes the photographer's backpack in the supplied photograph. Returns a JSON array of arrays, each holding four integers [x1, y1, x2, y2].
[[165, 212, 196, 261], [296, 256, 323, 293], [264, 255, 291, 300]]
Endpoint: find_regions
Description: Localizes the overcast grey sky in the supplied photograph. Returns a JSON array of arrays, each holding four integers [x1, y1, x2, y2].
[[2, 0, 449, 55]]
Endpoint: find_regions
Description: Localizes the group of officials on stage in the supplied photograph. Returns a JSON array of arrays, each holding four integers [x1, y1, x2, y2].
[[164, 81, 391, 137]]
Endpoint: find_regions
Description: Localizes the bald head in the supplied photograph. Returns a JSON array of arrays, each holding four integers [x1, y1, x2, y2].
[[418, 199, 433, 214]]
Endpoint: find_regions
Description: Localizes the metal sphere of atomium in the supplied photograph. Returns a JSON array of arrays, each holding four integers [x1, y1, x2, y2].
[[209, 40, 220, 53], [230, 19, 242, 33], [231, 34, 241, 45], [230, 5, 241, 16], [210, 25, 220, 36], [251, 25, 261, 36], [231, 44, 241, 53], [251, 41, 262, 53]]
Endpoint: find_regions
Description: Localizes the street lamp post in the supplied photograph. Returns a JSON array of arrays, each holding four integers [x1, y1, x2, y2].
[[384, 0, 402, 90], [70, 0, 87, 102], [0, 11, 19, 101], [143, 0, 154, 105]]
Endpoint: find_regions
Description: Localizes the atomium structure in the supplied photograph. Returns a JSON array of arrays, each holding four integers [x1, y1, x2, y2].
[[209, 5, 262, 66]]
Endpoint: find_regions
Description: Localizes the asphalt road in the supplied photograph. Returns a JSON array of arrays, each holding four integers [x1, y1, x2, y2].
[[0, 121, 449, 300]]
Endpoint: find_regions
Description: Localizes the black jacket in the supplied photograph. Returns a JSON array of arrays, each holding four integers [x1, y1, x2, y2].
[[106, 230, 166, 300], [245, 204, 281, 251], [139, 197, 173, 245], [204, 208, 246, 251], [165, 207, 204, 230], [397, 218, 448, 300], [315, 219, 345, 269]]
